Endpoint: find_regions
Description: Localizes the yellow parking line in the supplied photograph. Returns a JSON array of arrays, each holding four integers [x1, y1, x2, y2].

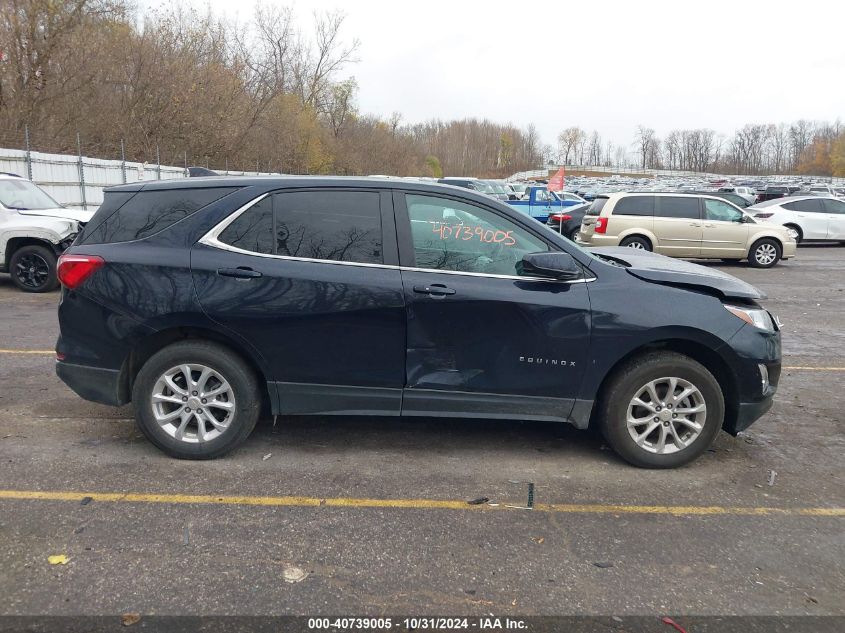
[[0, 349, 54, 354], [0, 490, 841, 517]]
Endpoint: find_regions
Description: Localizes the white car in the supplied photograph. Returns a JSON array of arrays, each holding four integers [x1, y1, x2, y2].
[[750, 196, 845, 243], [718, 186, 756, 204], [0, 173, 94, 292]]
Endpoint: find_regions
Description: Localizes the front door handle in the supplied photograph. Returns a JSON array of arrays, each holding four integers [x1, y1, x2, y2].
[[413, 284, 456, 296], [217, 267, 263, 279], [689, 223, 702, 227]]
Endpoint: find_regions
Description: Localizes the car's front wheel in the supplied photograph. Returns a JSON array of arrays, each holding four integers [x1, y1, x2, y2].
[[9, 244, 59, 292], [748, 238, 782, 268], [598, 352, 724, 468], [132, 340, 261, 459]]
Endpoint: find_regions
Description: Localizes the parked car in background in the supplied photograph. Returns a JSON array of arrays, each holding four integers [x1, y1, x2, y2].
[[578, 192, 796, 267], [482, 180, 511, 202], [508, 186, 586, 222], [750, 196, 845, 243], [0, 173, 94, 292], [55, 176, 783, 468], [546, 203, 590, 241], [688, 190, 753, 208], [808, 185, 836, 196], [437, 178, 497, 198], [718, 186, 756, 205], [755, 185, 790, 203], [508, 182, 530, 200]]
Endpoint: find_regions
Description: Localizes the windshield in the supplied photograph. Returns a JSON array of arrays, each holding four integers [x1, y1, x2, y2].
[[0, 179, 61, 211], [510, 184, 527, 193], [486, 182, 506, 194]]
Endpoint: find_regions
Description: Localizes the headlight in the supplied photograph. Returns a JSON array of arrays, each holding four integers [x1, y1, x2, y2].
[[724, 304, 776, 332]]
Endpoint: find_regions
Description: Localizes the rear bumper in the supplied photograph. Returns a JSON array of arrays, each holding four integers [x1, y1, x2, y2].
[[56, 360, 128, 407]]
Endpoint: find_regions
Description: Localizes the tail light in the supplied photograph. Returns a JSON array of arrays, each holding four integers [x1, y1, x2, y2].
[[595, 217, 609, 234], [754, 213, 774, 218], [57, 254, 104, 289], [550, 214, 572, 222]]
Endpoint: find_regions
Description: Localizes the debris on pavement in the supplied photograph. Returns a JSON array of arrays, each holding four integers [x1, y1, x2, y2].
[[47, 555, 68, 565], [262, 453, 272, 461], [467, 497, 489, 505], [767, 469, 777, 486], [80, 496, 93, 506], [121, 613, 141, 626], [593, 561, 613, 568], [661, 616, 689, 633], [282, 564, 309, 583]]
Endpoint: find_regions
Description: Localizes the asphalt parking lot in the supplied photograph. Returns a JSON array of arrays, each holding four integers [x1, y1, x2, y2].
[[0, 246, 843, 621]]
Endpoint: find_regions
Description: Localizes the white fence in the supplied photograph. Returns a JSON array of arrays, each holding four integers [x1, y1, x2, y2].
[[0, 148, 274, 210]]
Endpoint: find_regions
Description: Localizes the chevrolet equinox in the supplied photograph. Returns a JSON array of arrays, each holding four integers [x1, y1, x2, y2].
[[56, 178, 781, 468]]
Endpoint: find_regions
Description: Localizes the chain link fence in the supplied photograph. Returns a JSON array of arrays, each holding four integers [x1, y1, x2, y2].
[[0, 126, 278, 209]]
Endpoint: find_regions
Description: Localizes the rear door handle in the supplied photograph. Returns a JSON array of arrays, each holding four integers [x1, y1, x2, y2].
[[413, 284, 456, 296], [217, 267, 263, 279], [690, 223, 702, 227]]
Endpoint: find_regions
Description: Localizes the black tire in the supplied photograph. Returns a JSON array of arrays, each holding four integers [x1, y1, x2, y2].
[[748, 238, 782, 268], [597, 352, 724, 468], [132, 340, 261, 459], [9, 244, 59, 293], [720, 258, 741, 263], [784, 224, 803, 244], [568, 227, 580, 242], [619, 235, 652, 251]]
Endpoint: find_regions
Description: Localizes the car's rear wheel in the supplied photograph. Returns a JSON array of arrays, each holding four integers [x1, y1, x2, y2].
[[619, 236, 652, 251], [9, 245, 59, 293], [784, 224, 802, 243], [132, 340, 261, 459], [568, 228, 580, 242], [748, 238, 782, 268], [598, 352, 724, 468]]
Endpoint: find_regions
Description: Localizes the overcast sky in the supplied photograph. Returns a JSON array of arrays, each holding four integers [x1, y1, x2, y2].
[[147, 0, 844, 150]]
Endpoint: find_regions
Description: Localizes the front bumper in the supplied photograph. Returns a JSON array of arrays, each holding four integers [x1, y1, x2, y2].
[[56, 360, 128, 407], [722, 323, 782, 435]]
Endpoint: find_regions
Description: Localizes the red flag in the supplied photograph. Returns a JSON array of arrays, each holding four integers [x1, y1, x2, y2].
[[547, 167, 565, 192]]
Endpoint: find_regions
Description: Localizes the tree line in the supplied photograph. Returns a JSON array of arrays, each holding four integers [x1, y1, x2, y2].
[[558, 121, 845, 177], [0, 0, 543, 177]]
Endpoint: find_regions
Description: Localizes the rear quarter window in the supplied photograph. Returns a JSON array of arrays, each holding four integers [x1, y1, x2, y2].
[[585, 198, 608, 216], [81, 187, 238, 245], [611, 195, 655, 216]]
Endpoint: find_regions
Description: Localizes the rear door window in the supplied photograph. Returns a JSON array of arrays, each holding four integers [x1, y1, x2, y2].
[[656, 197, 701, 219], [273, 191, 383, 264], [784, 199, 825, 213], [612, 196, 655, 216], [217, 197, 274, 254]]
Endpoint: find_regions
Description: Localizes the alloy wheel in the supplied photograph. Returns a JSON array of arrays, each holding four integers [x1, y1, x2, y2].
[[627, 241, 646, 249], [754, 243, 777, 266], [626, 377, 706, 454], [14, 253, 50, 289], [151, 364, 236, 443]]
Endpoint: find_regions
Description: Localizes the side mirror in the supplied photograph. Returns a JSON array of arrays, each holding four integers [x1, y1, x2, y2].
[[518, 251, 582, 281]]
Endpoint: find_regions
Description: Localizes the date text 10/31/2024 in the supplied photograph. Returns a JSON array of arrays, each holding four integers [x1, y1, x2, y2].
[[307, 617, 528, 630]]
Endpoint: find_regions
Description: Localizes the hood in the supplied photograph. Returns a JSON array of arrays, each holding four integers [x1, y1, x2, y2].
[[17, 207, 95, 222], [591, 247, 766, 300]]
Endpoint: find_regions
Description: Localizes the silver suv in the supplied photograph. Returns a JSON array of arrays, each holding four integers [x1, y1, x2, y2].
[[0, 173, 93, 292]]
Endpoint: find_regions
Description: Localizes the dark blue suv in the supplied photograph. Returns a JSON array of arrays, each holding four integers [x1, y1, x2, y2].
[[55, 177, 781, 467]]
